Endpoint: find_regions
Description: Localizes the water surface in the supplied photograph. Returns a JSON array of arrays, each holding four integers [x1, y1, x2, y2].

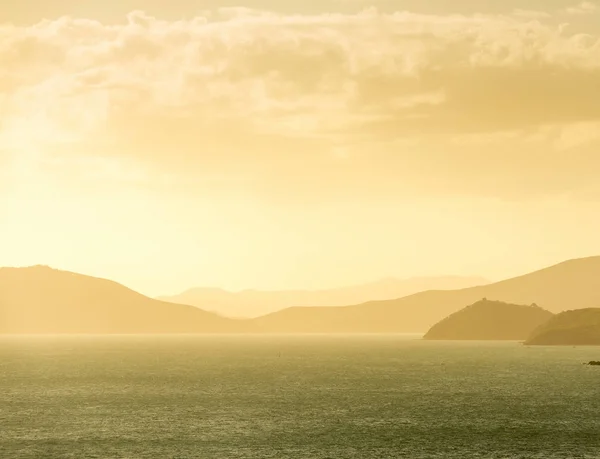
[[1, 335, 599, 458]]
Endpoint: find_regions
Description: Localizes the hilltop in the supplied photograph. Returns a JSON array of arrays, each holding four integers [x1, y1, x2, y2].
[[0, 266, 244, 334], [423, 299, 553, 341], [524, 308, 600, 345], [250, 256, 600, 333]]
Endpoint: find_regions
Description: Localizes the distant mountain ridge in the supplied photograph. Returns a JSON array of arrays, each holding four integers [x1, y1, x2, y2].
[[159, 276, 490, 318], [2, 256, 600, 335], [249, 256, 600, 333]]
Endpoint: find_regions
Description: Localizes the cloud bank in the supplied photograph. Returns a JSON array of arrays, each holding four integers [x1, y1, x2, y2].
[[2, 7, 600, 200]]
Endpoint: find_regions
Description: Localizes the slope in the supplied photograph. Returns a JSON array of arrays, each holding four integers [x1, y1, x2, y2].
[[0, 266, 244, 334]]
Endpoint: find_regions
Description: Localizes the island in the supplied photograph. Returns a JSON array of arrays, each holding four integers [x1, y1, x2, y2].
[[423, 299, 554, 341], [524, 308, 600, 345]]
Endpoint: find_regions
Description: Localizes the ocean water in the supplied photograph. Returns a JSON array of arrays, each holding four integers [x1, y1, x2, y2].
[[1, 335, 599, 458]]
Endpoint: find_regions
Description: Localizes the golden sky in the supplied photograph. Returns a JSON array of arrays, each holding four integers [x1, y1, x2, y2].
[[2, 1, 600, 295]]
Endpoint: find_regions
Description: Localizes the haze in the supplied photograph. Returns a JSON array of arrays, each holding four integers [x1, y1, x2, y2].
[[2, 0, 600, 297], [3, 3, 600, 458]]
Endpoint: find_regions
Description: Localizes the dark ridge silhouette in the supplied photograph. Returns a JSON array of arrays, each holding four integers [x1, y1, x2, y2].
[[0, 266, 246, 334], [249, 256, 600, 333], [524, 308, 600, 346], [423, 299, 553, 341], [158, 276, 490, 318]]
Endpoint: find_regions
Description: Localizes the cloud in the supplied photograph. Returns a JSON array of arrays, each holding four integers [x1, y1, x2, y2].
[[1, 8, 600, 201], [554, 121, 600, 149], [564, 1, 598, 15], [512, 9, 552, 20]]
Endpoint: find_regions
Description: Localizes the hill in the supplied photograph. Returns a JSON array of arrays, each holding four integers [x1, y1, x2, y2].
[[3, 257, 599, 335], [250, 256, 600, 333], [0, 266, 244, 334], [159, 276, 490, 318], [524, 309, 600, 345], [423, 299, 553, 341]]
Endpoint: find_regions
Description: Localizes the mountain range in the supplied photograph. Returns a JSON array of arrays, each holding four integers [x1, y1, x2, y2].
[[1, 256, 600, 334], [158, 276, 490, 318], [249, 256, 600, 333]]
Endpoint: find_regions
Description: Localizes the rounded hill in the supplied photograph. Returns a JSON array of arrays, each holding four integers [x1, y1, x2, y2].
[[423, 299, 553, 341], [524, 308, 600, 345]]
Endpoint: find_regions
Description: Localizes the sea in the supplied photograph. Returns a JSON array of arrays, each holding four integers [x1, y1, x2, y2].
[[1, 335, 599, 458]]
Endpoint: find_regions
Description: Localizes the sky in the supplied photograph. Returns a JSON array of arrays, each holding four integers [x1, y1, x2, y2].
[[1, 0, 600, 296]]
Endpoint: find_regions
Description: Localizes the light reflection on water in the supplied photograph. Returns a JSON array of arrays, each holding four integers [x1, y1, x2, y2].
[[1, 335, 599, 458]]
